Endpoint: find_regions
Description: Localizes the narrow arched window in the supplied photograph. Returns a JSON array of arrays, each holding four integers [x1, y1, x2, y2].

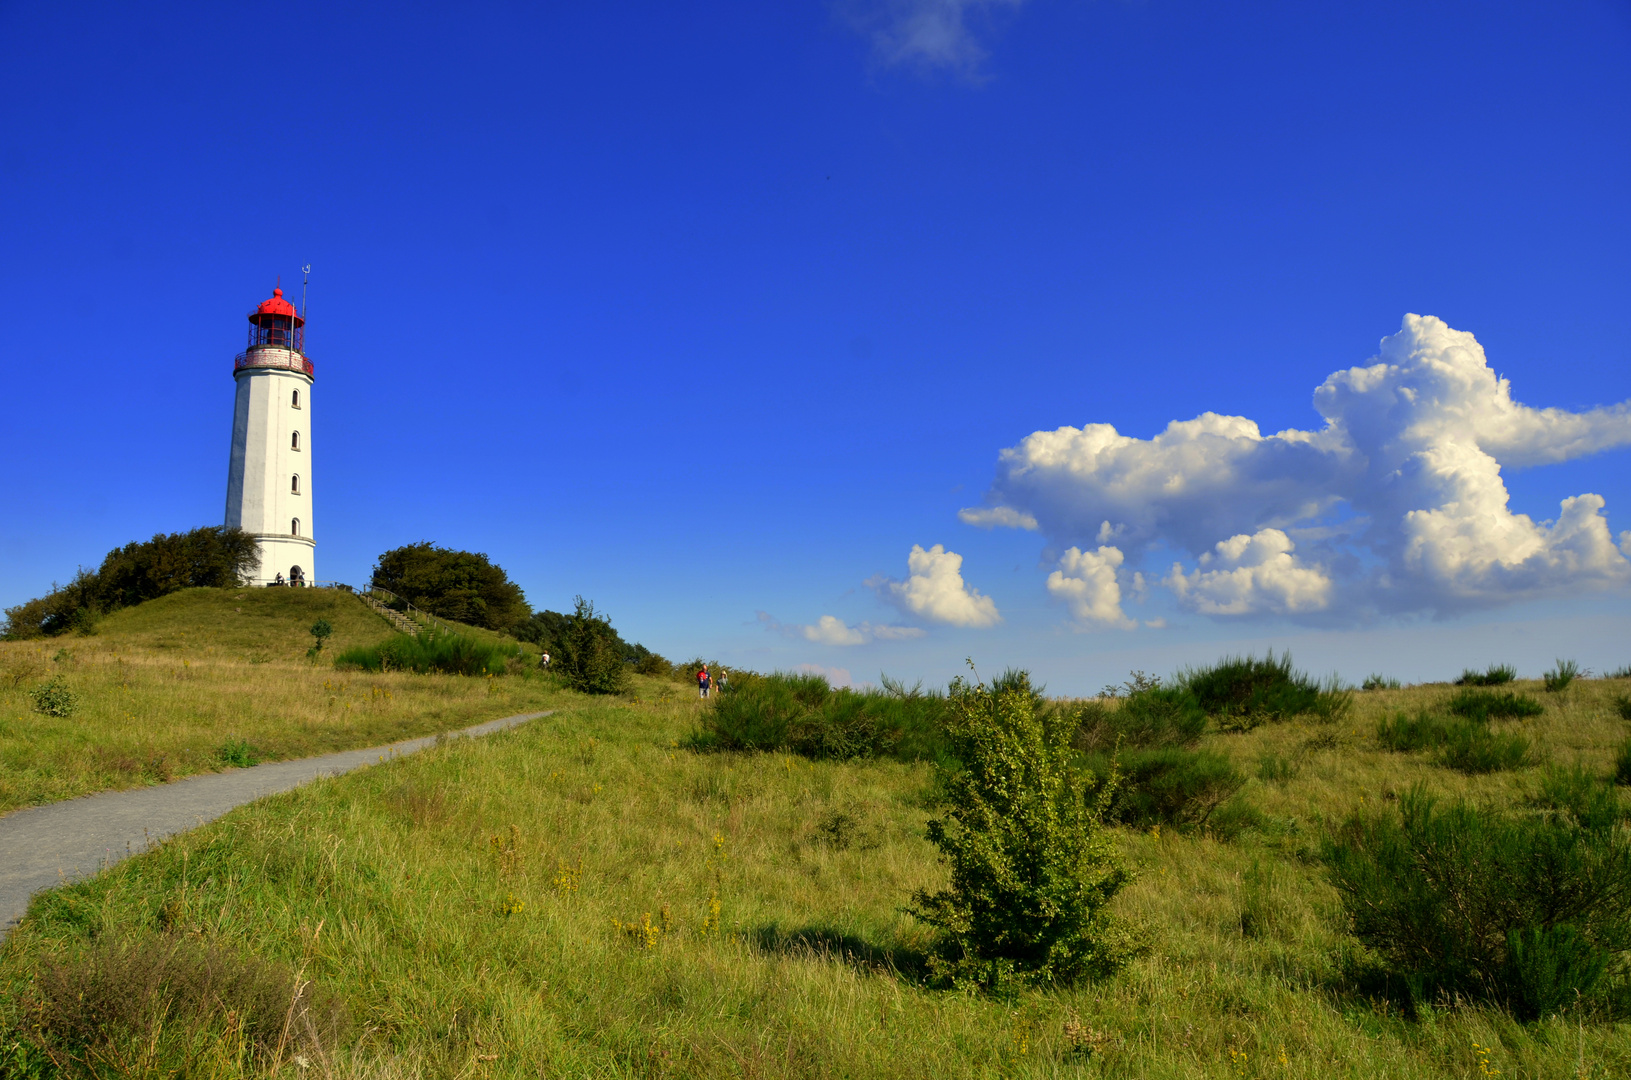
[[292, 431, 301, 450], [291, 474, 300, 494], [292, 388, 301, 409], [292, 517, 300, 536]]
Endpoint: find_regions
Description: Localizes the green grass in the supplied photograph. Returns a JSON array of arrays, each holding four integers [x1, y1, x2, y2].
[[4, 677, 1631, 1077], [0, 588, 571, 813]]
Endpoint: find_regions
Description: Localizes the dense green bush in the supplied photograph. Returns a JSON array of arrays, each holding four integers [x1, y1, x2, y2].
[[333, 629, 518, 676], [696, 671, 948, 761], [1447, 688, 1544, 721], [1072, 688, 1206, 753], [1086, 747, 1245, 830], [1362, 673, 1402, 690], [1456, 664, 1517, 687], [909, 673, 1140, 990], [3, 526, 259, 640], [519, 605, 669, 679], [1176, 652, 1349, 730], [1614, 695, 1631, 722], [371, 542, 530, 633], [1323, 786, 1631, 1020], [555, 597, 629, 695]]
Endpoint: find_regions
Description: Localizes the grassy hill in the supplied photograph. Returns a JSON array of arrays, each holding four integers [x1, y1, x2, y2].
[[2, 664, 1628, 1077], [0, 587, 566, 814]]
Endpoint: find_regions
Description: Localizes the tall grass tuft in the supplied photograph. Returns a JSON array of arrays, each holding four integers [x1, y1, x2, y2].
[[1323, 786, 1631, 1020], [1376, 710, 1534, 774], [1614, 739, 1631, 788], [21, 934, 348, 1073], [333, 629, 519, 676], [1456, 663, 1517, 687], [1362, 673, 1402, 690], [1175, 651, 1349, 730], [1544, 659, 1580, 693], [1529, 765, 1626, 832], [1446, 688, 1545, 721]]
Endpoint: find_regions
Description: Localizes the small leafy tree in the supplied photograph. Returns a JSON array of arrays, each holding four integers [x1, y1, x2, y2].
[[371, 543, 530, 632], [910, 668, 1141, 990], [307, 618, 333, 660], [557, 597, 628, 695]]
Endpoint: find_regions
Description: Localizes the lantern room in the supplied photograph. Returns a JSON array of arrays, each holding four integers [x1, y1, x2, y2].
[[246, 287, 305, 352]]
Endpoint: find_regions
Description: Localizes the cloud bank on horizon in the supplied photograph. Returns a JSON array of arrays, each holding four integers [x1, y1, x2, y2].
[[964, 315, 1631, 626]]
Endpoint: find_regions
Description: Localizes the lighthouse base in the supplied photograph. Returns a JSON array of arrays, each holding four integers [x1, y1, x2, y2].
[[246, 535, 317, 587]]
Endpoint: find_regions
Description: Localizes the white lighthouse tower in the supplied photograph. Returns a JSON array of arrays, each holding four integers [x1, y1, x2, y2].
[[224, 285, 316, 586]]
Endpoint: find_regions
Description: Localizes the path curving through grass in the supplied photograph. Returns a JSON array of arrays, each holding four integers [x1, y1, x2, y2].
[[0, 710, 550, 939]]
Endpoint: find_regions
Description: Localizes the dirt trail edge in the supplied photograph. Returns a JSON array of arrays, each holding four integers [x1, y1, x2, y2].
[[0, 710, 552, 939]]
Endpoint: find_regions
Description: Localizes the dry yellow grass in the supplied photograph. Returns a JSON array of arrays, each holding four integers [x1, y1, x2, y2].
[[3, 671, 1629, 1077]]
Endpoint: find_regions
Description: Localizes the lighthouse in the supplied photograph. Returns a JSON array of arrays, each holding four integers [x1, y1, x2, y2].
[[224, 285, 316, 586]]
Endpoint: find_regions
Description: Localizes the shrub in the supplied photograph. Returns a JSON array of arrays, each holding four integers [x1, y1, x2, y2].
[[1322, 786, 1631, 1019], [1614, 695, 1631, 721], [1362, 673, 1401, 690], [1438, 725, 1534, 774], [696, 671, 948, 761], [1544, 659, 1580, 693], [1177, 651, 1348, 730], [333, 629, 517, 676], [556, 597, 628, 694], [1447, 688, 1545, 721], [23, 934, 347, 1071], [30, 675, 79, 718], [909, 672, 1140, 990], [1456, 664, 1517, 687], [1530, 765, 1625, 832], [1088, 747, 1245, 829], [1071, 688, 1206, 753], [1606, 665, 1631, 680], [216, 739, 261, 768], [371, 542, 530, 632]]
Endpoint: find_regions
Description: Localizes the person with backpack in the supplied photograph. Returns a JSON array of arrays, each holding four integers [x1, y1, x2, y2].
[[697, 665, 711, 699]]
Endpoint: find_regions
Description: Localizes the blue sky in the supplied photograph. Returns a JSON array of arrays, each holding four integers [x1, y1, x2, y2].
[[4, 0, 1629, 693]]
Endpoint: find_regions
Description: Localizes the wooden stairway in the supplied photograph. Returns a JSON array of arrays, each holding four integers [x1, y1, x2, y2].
[[356, 590, 421, 636]]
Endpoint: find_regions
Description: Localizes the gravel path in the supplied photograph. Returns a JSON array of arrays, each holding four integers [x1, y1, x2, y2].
[[0, 710, 550, 939]]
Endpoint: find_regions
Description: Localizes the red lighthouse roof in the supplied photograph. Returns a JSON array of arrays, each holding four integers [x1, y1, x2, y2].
[[249, 286, 304, 327]]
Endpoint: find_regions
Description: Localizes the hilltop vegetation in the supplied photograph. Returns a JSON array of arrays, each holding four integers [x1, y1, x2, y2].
[[2, 526, 259, 640], [3, 649, 1630, 1077]]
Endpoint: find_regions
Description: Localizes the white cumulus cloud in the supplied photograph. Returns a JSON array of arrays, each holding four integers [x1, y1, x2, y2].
[[1046, 545, 1134, 627], [957, 505, 1039, 530], [1165, 529, 1334, 615], [757, 611, 927, 646], [975, 315, 1631, 619], [872, 544, 1001, 627]]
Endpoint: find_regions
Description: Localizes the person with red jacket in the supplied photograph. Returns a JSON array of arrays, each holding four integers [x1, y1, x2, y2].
[[697, 666, 711, 699]]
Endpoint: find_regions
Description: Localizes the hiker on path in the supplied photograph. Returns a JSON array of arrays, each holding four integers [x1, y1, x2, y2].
[[698, 666, 711, 699]]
